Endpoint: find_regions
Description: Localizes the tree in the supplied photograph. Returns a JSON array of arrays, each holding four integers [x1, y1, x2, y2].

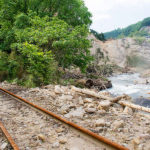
[[0, 0, 92, 86], [90, 29, 106, 41], [13, 15, 92, 71], [0, 0, 92, 52]]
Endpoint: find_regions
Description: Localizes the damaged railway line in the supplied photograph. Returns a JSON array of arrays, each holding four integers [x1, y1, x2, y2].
[[0, 87, 128, 150]]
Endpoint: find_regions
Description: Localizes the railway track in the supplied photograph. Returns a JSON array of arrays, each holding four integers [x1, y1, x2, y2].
[[0, 87, 128, 150], [0, 121, 19, 150]]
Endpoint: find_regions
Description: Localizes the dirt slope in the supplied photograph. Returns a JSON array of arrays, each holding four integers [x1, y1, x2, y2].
[[89, 35, 150, 72]]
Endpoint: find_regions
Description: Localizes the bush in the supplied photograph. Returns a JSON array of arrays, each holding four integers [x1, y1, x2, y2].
[[134, 37, 145, 45], [11, 42, 57, 86]]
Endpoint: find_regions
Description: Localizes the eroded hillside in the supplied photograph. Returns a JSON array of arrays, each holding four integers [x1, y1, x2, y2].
[[90, 34, 150, 72]]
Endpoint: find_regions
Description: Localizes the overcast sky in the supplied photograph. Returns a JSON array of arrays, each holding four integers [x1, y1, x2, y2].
[[84, 0, 150, 33]]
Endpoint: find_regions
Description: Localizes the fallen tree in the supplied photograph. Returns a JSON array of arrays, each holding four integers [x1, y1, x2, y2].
[[119, 101, 150, 113], [72, 86, 150, 113], [71, 86, 129, 102]]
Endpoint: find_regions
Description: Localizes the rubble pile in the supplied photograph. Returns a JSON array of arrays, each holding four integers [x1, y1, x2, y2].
[[1, 82, 150, 149]]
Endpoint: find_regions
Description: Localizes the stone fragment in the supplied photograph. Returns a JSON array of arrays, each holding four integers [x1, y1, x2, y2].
[[132, 137, 140, 145], [112, 120, 124, 131], [83, 98, 92, 103], [56, 128, 64, 133], [95, 119, 105, 127], [85, 108, 96, 113], [123, 106, 133, 115], [59, 138, 67, 144], [87, 104, 95, 108], [99, 100, 111, 110], [37, 134, 46, 142], [65, 107, 85, 118], [97, 109, 106, 114], [55, 85, 63, 94], [1, 143, 8, 150], [52, 142, 60, 148], [59, 95, 73, 101]]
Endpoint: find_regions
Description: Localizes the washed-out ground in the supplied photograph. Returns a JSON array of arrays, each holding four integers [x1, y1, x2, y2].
[[0, 82, 150, 150], [0, 91, 104, 150]]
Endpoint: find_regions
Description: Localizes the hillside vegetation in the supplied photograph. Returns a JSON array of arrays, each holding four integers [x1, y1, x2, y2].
[[104, 17, 150, 39], [0, 0, 93, 87]]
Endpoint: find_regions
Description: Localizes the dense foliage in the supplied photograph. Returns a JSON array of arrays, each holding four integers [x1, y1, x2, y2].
[[90, 29, 106, 41], [104, 17, 150, 39], [0, 0, 92, 86]]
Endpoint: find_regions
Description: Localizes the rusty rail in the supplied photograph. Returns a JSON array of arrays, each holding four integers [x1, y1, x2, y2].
[[0, 121, 19, 150], [0, 87, 129, 150]]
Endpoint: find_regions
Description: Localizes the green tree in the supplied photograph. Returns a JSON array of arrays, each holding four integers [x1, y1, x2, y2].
[[90, 29, 106, 41], [13, 15, 92, 71], [0, 0, 92, 86]]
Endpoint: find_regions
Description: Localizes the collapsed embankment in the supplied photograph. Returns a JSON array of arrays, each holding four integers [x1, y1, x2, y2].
[[1, 82, 150, 150]]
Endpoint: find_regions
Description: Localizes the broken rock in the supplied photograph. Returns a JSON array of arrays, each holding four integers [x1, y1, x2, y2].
[[123, 106, 133, 115], [1, 143, 8, 150], [95, 119, 105, 127], [85, 108, 96, 113], [112, 120, 124, 131], [59, 138, 67, 144], [99, 100, 111, 110], [52, 142, 60, 148]]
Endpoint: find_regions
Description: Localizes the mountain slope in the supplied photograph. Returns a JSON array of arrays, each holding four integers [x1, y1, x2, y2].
[[104, 17, 150, 39]]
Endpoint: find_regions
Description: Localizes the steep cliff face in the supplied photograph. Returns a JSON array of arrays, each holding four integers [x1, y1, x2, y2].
[[90, 35, 150, 71]]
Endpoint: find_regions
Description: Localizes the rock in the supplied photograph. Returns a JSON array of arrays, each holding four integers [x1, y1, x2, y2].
[[56, 128, 64, 133], [55, 85, 63, 94], [78, 96, 84, 105], [83, 98, 93, 103], [86, 104, 95, 108], [1, 143, 8, 150], [113, 103, 123, 110], [95, 119, 105, 127], [123, 106, 133, 115], [59, 95, 73, 101], [59, 138, 67, 144], [99, 100, 111, 110], [132, 137, 140, 145], [85, 108, 96, 113], [65, 107, 85, 118], [52, 142, 60, 148], [112, 120, 124, 131], [97, 109, 106, 114], [37, 134, 46, 142]]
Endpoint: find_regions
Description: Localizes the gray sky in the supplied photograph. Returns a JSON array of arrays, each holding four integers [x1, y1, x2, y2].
[[84, 0, 150, 33]]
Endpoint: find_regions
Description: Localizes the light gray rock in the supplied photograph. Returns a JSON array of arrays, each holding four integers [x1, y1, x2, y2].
[[85, 108, 96, 113], [112, 120, 124, 131], [1, 143, 8, 150], [52, 142, 60, 148], [95, 119, 105, 127], [59, 137, 67, 144], [99, 100, 111, 110], [83, 98, 93, 103], [123, 106, 133, 115]]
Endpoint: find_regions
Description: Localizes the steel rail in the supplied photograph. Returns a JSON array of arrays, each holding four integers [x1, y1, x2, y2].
[[0, 87, 129, 150], [0, 121, 19, 150]]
